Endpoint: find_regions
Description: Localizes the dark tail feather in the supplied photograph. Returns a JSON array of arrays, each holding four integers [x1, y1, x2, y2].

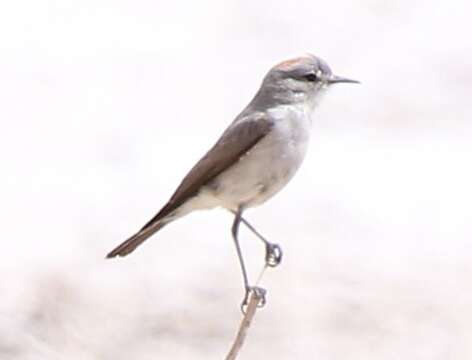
[[106, 221, 167, 258]]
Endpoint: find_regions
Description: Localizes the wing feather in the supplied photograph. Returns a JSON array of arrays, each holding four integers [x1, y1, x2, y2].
[[140, 114, 273, 230]]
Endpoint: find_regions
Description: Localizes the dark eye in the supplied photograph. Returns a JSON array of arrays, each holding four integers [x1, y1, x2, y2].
[[303, 73, 318, 82]]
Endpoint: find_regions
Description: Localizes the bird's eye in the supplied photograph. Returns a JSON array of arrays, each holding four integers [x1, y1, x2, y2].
[[303, 73, 318, 82]]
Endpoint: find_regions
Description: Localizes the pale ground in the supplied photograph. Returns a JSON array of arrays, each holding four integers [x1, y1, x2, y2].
[[1, 0, 471, 359]]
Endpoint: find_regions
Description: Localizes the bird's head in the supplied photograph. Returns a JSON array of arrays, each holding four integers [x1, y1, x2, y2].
[[259, 54, 359, 106]]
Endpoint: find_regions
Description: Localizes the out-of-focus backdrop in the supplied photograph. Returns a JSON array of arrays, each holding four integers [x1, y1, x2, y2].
[[1, 1, 471, 359]]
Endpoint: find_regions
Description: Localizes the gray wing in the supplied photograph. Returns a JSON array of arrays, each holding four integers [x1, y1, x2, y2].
[[140, 113, 274, 229], [106, 113, 273, 258]]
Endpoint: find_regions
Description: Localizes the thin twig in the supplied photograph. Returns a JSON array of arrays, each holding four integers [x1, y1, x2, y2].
[[225, 290, 263, 360], [225, 286, 265, 360]]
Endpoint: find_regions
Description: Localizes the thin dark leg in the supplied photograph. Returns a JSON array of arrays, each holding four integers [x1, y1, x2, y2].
[[232, 207, 266, 313], [231, 208, 249, 290], [230, 210, 283, 267]]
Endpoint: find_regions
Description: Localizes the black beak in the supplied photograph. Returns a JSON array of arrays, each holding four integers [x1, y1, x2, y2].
[[328, 75, 360, 85]]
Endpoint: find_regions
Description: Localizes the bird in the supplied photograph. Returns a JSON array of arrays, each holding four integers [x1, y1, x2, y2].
[[107, 53, 359, 310]]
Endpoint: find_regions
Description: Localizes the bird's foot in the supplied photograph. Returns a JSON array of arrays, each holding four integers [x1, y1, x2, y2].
[[240, 286, 267, 314], [265, 243, 283, 267]]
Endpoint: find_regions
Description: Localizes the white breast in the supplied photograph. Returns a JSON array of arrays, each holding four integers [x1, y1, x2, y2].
[[209, 104, 313, 210]]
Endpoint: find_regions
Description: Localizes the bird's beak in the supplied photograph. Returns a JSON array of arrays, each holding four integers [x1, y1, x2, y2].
[[328, 75, 360, 85]]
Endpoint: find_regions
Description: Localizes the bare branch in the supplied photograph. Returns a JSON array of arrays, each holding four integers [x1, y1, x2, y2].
[[225, 289, 265, 360]]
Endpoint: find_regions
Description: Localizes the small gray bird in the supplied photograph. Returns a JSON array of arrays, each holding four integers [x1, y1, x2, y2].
[[107, 54, 359, 309]]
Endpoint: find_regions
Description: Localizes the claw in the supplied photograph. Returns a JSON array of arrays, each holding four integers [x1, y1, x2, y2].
[[240, 286, 267, 314], [265, 243, 283, 267]]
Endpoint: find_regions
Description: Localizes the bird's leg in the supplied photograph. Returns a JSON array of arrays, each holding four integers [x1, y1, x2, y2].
[[240, 216, 283, 267], [232, 208, 267, 313], [230, 210, 283, 268]]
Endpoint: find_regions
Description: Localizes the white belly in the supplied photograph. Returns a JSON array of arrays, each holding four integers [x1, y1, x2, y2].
[[208, 105, 312, 210]]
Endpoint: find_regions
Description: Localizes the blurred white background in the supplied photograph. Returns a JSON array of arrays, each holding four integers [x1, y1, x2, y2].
[[1, 0, 471, 359]]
